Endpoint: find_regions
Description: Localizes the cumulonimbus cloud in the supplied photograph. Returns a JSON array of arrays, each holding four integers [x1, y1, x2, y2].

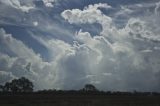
[[60, 2, 160, 91]]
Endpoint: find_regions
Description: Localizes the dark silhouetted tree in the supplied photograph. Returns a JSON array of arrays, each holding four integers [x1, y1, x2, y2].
[[3, 82, 11, 92], [3, 77, 33, 92], [83, 84, 97, 91], [0, 85, 3, 92]]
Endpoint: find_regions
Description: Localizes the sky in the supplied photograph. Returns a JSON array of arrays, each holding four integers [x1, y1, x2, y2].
[[0, 0, 160, 92]]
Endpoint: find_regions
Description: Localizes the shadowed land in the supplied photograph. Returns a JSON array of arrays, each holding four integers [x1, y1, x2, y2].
[[0, 77, 160, 106], [0, 92, 160, 106]]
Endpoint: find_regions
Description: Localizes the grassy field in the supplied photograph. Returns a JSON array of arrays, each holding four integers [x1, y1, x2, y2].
[[0, 93, 160, 106]]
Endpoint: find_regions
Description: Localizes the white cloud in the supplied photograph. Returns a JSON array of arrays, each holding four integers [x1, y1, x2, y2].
[[0, 28, 41, 62], [115, 5, 133, 16], [0, 71, 16, 84], [154, 46, 160, 50], [61, 2, 160, 91], [125, 18, 160, 42], [61, 3, 112, 27], [155, 1, 160, 15], [86, 3, 112, 9], [33, 21, 38, 26], [0, 0, 35, 12], [0, 28, 59, 90], [140, 49, 153, 53], [42, 0, 56, 7], [102, 72, 112, 76], [86, 74, 96, 79]]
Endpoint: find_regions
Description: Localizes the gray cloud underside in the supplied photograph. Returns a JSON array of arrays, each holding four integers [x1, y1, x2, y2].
[[0, 0, 160, 91]]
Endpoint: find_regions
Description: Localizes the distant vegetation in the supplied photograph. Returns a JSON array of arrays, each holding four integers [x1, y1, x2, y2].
[[0, 78, 160, 106], [0, 77, 33, 93], [0, 77, 160, 96]]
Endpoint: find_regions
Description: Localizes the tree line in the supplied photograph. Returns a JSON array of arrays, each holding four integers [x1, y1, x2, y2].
[[0, 77, 33, 93], [0, 77, 160, 96], [0, 77, 98, 93]]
